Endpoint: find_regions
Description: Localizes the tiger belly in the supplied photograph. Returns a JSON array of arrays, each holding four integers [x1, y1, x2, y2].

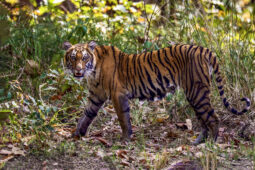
[[127, 83, 177, 101]]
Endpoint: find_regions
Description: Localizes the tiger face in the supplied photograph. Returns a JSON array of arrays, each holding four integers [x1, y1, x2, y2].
[[63, 41, 97, 78]]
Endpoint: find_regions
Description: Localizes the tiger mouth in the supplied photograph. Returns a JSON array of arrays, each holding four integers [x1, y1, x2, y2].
[[74, 72, 85, 77]]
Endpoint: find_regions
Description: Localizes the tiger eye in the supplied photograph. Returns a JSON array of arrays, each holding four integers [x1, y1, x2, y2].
[[71, 55, 76, 61], [170, 86, 175, 91], [82, 55, 89, 61]]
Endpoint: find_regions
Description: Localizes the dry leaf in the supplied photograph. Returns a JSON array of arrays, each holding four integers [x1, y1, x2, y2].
[[186, 119, 192, 130], [156, 114, 169, 123], [217, 143, 232, 149], [116, 150, 128, 159], [24, 59, 40, 76], [128, 156, 135, 162], [21, 135, 36, 146], [0, 146, 25, 159], [104, 105, 115, 113], [218, 127, 225, 137], [120, 160, 130, 167], [175, 122, 188, 130], [56, 128, 72, 138], [53, 162, 58, 166], [138, 158, 147, 164], [90, 130, 103, 137], [0, 149, 12, 155], [42, 160, 47, 166], [11, 146, 25, 156], [167, 160, 203, 170], [176, 146, 183, 152], [96, 149, 106, 158], [50, 94, 62, 101], [195, 152, 203, 158], [166, 130, 179, 138], [0, 155, 14, 164], [95, 137, 112, 147]]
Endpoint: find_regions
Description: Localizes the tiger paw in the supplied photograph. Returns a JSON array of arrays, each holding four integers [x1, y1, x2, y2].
[[121, 136, 130, 141], [71, 128, 86, 139]]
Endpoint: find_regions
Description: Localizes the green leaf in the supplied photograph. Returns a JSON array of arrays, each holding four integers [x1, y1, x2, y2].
[[7, 92, 12, 99], [144, 41, 153, 50], [154, 44, 160, 50], [0, 110, 12, 122], [40, 72, 47, 79], [82, 26, 87, 34], [45, 125, 54, 132], [43, 86, 58, 91], [0, 89, 4, 96]]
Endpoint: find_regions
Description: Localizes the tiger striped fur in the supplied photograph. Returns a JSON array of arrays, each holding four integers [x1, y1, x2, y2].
[[63, 41, 250, 144]]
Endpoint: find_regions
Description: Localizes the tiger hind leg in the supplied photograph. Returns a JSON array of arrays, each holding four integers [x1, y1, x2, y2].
[[192, 120, 208, 145], [186, 83, 219, 145]]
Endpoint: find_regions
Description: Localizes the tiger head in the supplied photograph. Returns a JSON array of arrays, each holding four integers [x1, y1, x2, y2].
[[63, 41, 97, 79]]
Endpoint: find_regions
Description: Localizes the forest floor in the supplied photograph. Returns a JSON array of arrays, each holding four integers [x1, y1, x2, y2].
[[2, 100, 254, 170]]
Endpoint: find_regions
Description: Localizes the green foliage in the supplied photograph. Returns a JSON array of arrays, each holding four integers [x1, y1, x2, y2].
[[0, 69, 87, 146]]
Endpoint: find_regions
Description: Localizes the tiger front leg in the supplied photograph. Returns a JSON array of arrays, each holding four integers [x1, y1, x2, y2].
[[112, 94, 132, 140], [73, 96, 105, 137]]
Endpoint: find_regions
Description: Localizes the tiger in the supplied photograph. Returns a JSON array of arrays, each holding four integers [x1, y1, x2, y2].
[[63, 41, 250, 145]]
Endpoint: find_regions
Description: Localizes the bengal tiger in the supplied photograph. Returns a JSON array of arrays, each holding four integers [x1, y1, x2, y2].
[[63, 41, 250, 145]]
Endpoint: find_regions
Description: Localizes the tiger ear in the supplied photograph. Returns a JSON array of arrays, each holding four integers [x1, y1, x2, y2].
[[88, 41, 97, 51], [63, 42, 72, 51]]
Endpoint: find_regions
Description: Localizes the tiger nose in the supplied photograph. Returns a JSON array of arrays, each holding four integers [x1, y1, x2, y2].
[[76, 63, 82, 71]]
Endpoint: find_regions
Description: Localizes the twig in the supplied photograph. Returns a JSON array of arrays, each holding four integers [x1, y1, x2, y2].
[[143, 0, 160, 44], [39, 83, 46, 106], [0, 73, 16, 78], [16, 67, 24, 80]]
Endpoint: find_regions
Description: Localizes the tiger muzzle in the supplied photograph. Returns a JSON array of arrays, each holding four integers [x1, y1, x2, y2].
[[74, 69, 85, 77]]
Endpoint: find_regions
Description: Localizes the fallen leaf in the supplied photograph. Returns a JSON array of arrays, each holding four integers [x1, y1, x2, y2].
[[176, 146, 183, 152], [42, 160, 47, 166], [138, 158, 147, 164], [156, 114, 169, 123], [218, 127, 225, 137], [0, 149, 12, 155], [195, 152, 203, 158], [24, 59, 40, 76], [128, 156, 135, 162], [0, 155, 14, 164], [175, 122, 188, 130], [11, 146, 25, 156], [50, 94, 62, 101], [21, 135, 36, 146], [95, 137, 112, 147], [104, 105, 115, 113], [166, 130, 179, 138], [120, 160, 130, 167], [217, 143, 232, 149], [42, 166, 47, 170], [186, 119, 192, 130], [96, 149, 106, 158], [56, 128, 72, 138], [167, 160, 203, 170], [116, 150, 128, 159], [53, 162, 58, 166], [90, 130, 103, 137]]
